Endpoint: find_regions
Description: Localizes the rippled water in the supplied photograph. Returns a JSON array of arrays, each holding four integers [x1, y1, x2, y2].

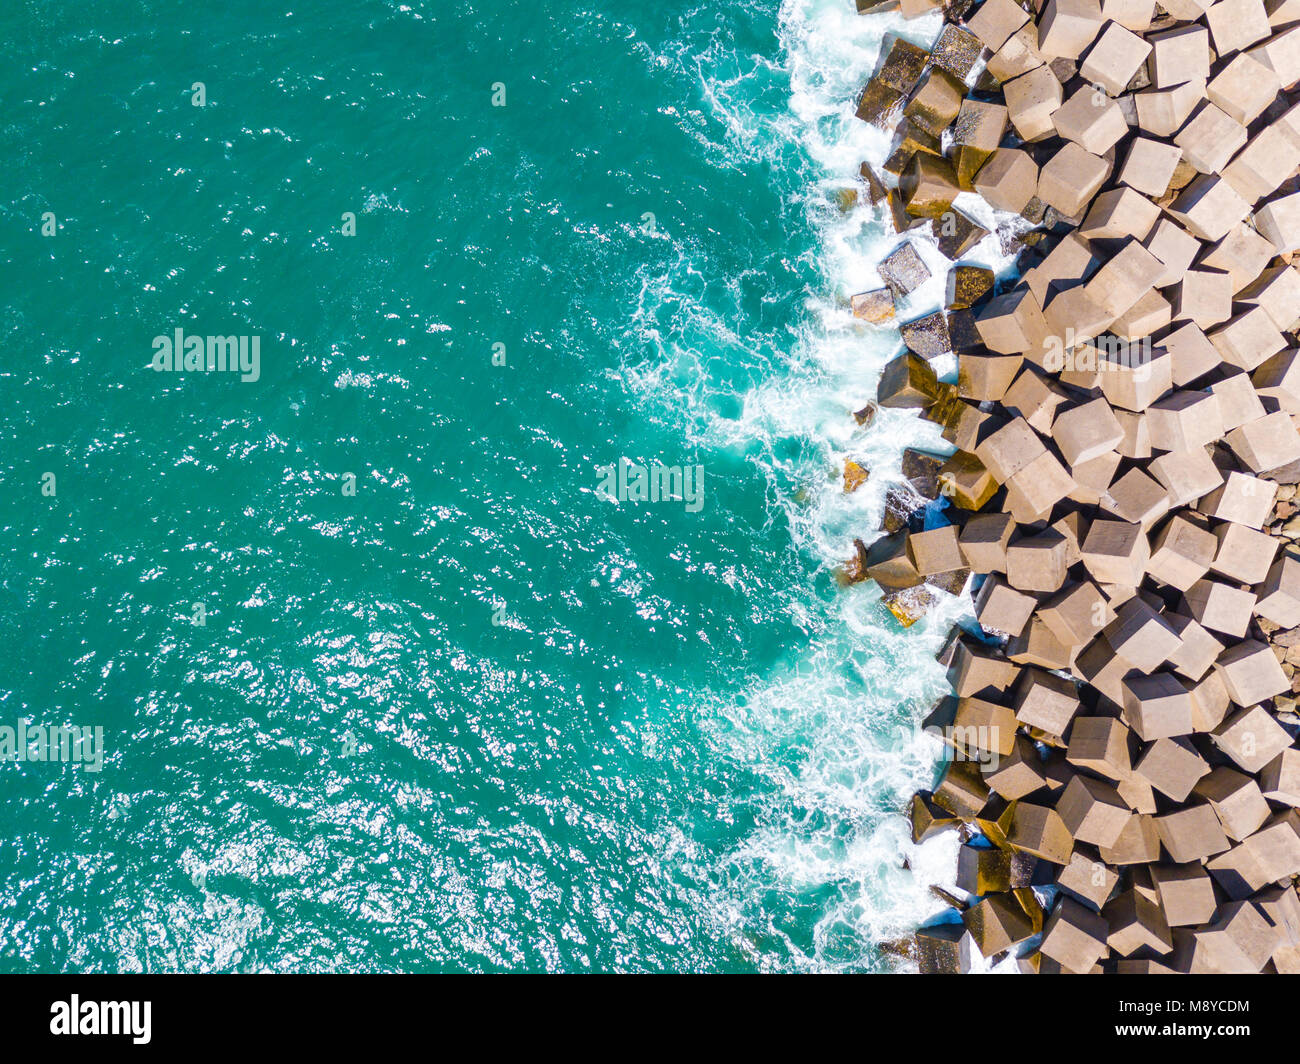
[[0, 0, 991, 972]]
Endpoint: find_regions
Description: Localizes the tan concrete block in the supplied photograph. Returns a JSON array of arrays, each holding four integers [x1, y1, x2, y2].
[[904, 67, 967, 137], [1211, 703, 1294, 773], [1135, 77, 1206, 136], [1082, 518, 1150, 585], [1194, 765, 1271, 840], [1184, 576, 1256, 637], [1148, 513, 1217, 591], [1214, 638, 1291, 705], [1051, 397, 1125, 467], [1040, 897, 1109, 973], [1149, 447, 1223, 508], [1199, 223, 1276, 294], [1170, 269, 1233, 329], [973, 147, 1039, 213], [967, 0, 1031, 51], [1255, 190, 1300, 254], [1225, 408, 1300, 471], [907, 524, 965, 575], [1255, 550, 1300, 626], [1248, 23, 1300, 85], [1118, 137, 1183, 198], [1101, 466, 1171, 527], [1013, 665, 1083, 733], [1151, 862, 1218, 926], [958, 511, 1015, 574], [1149, 26, 1211, 87], [1211, 520, 1278, 584], [1205, 0, 1273, 57], [1260, 748, 1300, 807], [1079, 187, 1161, 241], [1058, 773, 1132, 847], [988, 22, 1047, 83], [1168, 174, 1251, 242], [1207, 50, 1282, 125], [1007, 529, 1071, 592], [1156, 802, 1231, 863], [1175, 102, 1248, 175], [1239, 266, 1300, 332], [1037, 142, 1110, 215], [1197, 469, 1277, 528], [1165, 612, 1225, 680], [1136, 736, 1211, 801], [1080, 21, 1152, 94], [1038, 580, 1114, 646], [975, 288, 1050, 355], [1052, 86, 1130, 154], [1209, 369, 1267, 432], [1143, 218, 1204, 290], [1084, 238, 1163, 321], [1122, 671, 1196, 740], [1038, 0, 1104, 60], [1145, 389, 1225, 452], [1004, 64, 1065, 141], [1223, 125, 1300, 204]]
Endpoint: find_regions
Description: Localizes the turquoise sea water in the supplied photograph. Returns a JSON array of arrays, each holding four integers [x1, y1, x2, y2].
[[0, 0, 977, 971]]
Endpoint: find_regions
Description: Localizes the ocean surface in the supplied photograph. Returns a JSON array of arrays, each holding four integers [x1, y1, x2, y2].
[[0, 0, 997, 972]]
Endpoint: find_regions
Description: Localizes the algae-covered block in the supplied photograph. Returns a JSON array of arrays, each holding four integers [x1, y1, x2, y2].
[[915, 921, 972, 974], [878, 241, 930, 296], [877, 351, 940, 409], [931, 23, 984, 80], [876, 35, 929, 93], [946, 264, 994, 310], [851, 288, 895, 323], [905, 66, 967, 136], [900, 153, 960, 219]]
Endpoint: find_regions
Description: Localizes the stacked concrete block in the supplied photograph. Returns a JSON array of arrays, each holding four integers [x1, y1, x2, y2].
[[858, 0, 1300, 976]]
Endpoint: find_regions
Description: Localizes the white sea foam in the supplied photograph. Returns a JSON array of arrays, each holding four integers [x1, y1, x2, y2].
[[623, 0, 1029, 970]]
